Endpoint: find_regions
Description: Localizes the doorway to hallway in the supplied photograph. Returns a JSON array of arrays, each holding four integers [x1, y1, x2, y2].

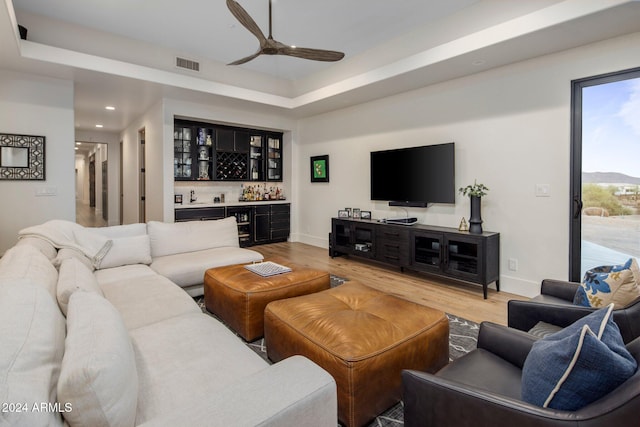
[[75, 141, 108, 228]]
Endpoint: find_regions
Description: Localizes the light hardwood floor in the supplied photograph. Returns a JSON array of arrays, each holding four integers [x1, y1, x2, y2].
[[254, 241, 527, 326], [76, 200, 107, 228]]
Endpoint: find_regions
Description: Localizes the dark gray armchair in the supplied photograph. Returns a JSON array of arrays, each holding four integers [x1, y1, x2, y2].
[[402, 321, 640, 427], [508, 279, 640, 343]]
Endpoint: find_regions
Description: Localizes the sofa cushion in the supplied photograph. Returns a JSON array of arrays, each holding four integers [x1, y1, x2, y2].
[[99, 274, 200, 330], [0, 283, 65, 427], [130, 312, 268, 424], [573, 258, 640, 308], [92, 223, 147, 238], [150, 246, 263, 288], [0, 244, 58, 297], [57, 292, 138, 427], [522, 304, 637, 410], [147, 217, 239, 258], [56, 257, 103, 316], [93, 264, 157, 287]]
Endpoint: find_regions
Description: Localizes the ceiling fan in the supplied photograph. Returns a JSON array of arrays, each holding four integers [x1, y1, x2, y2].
[[226, 0, 345, 65]]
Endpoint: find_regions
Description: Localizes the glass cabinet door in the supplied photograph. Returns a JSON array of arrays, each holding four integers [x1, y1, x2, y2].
[[412, 232, 443, 272], [249, 135, 264, 181], [196, 127, 214, 181], [174, 126, 193, 180], [444, 236, 482, 280], [267, 135, 282, 181]]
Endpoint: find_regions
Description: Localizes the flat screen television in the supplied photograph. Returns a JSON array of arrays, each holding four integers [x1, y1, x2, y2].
[[370, 142, 455, 207]]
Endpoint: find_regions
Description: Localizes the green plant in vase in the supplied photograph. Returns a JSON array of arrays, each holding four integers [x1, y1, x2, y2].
[[459, 180, 489, 234]]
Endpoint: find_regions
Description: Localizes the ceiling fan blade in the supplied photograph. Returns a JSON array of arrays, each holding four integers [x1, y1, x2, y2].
[[226, 0, 266, 43], [228, 50, 263, 65], [278, 46, 345, 62]]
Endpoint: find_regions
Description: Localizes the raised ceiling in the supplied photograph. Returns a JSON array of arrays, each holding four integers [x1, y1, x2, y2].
[[3, 0, 640, 133]]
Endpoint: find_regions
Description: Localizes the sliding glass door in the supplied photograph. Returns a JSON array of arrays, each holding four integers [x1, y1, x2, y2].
[[570, 67, 640, 281]]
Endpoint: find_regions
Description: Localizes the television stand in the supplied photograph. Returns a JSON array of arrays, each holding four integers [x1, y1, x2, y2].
[[384, 217, 418, 225], [330, 217, 500, 299]]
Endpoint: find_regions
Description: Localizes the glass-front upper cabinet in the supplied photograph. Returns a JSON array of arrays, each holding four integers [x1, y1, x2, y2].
[[249, 135, 263, 181], [195, 127, 214, 180], [174, 119, 283, 182], [174, 126, 193, 180], [267, 134, 282, 181]]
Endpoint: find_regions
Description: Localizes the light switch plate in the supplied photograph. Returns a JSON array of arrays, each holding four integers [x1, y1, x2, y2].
[[535, 184, 550, 197]]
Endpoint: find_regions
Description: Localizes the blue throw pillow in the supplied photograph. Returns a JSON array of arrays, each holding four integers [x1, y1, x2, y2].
[[521, 304, 637, 411]]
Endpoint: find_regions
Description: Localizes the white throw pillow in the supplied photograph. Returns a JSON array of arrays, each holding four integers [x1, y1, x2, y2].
[[57, 292, 138, 427], [97, 234, 152, 269], [53, 247, 96, 272], [56, 257, 104, 316]]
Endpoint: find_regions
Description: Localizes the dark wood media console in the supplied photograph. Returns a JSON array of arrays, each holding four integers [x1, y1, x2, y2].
[[330, 217, 500, 299]]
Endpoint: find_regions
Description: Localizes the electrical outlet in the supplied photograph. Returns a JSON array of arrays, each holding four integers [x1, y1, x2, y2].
[[508, 258, 518, 271]]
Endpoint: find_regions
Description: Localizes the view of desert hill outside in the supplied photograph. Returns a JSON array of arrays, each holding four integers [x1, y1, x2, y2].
[[581, 77, 640, 276]]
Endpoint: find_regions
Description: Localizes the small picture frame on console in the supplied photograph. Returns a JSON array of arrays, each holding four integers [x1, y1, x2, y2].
[[174, 194, 183, 204], [360, 211, 371, 219], [338, 210, 349, 218], [353, 208, 361, 219]]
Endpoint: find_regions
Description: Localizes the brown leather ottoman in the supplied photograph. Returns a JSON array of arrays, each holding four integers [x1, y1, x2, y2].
[[264, 281, 449, 427], [203, 259, 330, 341]]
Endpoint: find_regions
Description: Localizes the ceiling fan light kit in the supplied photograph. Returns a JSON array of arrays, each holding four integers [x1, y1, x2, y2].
[[226, 0, 345, 65]]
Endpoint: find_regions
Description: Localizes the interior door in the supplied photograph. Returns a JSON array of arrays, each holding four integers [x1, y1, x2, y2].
[[570, 67, 640, 281]]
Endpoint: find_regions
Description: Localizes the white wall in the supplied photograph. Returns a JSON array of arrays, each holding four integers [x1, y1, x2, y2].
[[119, 100, 164, 224], [294, 32, 640, 297], [0, 70, 75, 254]]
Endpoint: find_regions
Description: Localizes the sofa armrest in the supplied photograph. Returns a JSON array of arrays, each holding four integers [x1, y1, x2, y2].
[[137, 356, 337, 427], [540, 279, 580, 301], [508, 299, 595, 333], [476, 322, 538, 369], [402, 369, 595, 427]]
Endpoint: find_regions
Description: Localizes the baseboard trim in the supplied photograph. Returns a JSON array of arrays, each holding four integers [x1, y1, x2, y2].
[[293, 233, 328, 249]]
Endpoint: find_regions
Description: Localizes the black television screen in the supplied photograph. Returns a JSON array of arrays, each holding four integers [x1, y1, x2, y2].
[[370, 142, 455, 206]]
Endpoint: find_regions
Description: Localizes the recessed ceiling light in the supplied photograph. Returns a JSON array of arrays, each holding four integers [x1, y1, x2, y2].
[[105, 106, 115, 110], [74, 147, 78, 150], [95, 124, 103, 128], [76, 142, 81, 145]]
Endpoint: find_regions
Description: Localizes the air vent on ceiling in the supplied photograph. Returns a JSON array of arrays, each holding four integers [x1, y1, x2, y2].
[[176, 57, 200, 72]]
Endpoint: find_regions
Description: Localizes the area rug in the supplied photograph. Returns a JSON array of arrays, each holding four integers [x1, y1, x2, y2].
[[195, 275, 479, 427]]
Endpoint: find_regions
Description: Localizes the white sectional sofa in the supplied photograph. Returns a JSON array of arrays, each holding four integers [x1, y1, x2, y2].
[[0, 218, 337, 427]]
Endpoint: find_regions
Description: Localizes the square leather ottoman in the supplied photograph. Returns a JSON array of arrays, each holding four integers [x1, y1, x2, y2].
[[204, 259, 330, 341], [264, 281, 449, 427]]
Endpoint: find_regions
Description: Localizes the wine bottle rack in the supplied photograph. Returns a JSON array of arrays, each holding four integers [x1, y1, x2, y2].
[[215, 152, 248, 180]]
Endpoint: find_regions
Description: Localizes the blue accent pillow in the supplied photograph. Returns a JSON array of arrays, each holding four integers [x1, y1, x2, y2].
[[522, 304, 637, 411]]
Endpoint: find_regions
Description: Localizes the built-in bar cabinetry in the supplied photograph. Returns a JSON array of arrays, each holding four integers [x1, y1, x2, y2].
[[331, 218, 500, 298], [175, 203, 290, 247], [174, 119, 283, 182]]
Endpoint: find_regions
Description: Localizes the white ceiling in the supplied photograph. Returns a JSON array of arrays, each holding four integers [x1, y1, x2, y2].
[[3, 0, 640, 134]]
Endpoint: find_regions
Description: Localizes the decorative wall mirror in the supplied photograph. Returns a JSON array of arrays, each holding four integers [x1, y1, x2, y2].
[[0, 133, 45, 180]]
